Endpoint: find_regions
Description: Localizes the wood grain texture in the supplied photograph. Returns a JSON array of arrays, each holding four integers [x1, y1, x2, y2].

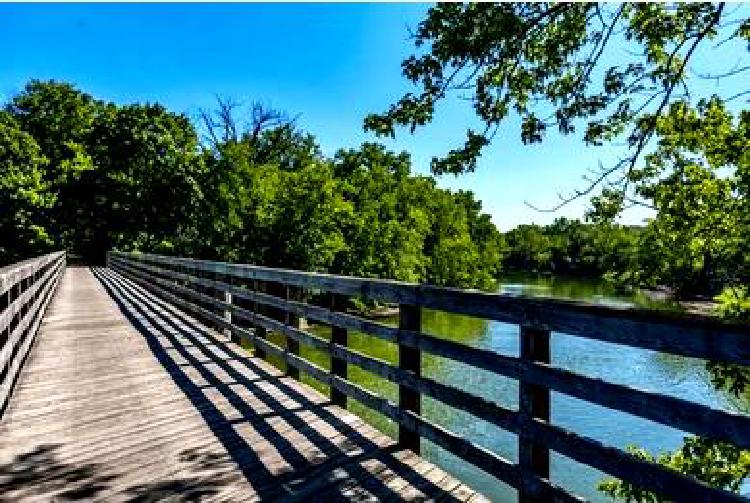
[[110, 251, 750, 366], [0, 266, 485, 502], [108, 252, 750, 503], [110, 254, 750, 450], [0, 252, 64, 414]]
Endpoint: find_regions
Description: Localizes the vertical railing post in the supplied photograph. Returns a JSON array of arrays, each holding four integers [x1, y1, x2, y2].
[[330, 293, 348, 407], [253, 278, 267, 360], [398, 303, 421, 454], [0, 288, 8, 349], [518, 324, 551, 503], [222, 266, 234, 343], [285, 285, 300, 379]]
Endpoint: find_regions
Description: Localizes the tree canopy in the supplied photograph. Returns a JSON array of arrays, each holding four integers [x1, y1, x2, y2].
[[0, 80, 504, 291], [365, 3, 749, 211]]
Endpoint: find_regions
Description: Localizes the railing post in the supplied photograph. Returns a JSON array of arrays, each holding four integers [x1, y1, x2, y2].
[[330, 293, 348, 407], [223, 271, 234, 343], [285, 285, 300, 379], [518, 324, 551, 503], [253, 279, 267, 360], [0, 288, 8, 352], [398, 303, 421, 454]]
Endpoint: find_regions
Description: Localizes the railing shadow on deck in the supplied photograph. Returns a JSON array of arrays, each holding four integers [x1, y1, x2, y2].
[[90, 267, 462, 502], [105, 251, 750, 503], [0, 442, 240, 502]]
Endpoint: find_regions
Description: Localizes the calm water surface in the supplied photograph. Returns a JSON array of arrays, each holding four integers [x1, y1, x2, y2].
[[265, 274, 749, 502]]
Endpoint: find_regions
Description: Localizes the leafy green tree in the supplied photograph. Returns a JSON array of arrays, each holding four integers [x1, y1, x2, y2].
[[7, 80, 101, 172], [633, 99, 749, 294], [0, 112, 55, 263], [0, 80, 505, 289], [599, 438, 750, 502], [87, 103, 204, 261], [6, 81, 102, 255], [504, 224, 552, 271], [331, 144, 431, 283], [365, 3, 749, 216]]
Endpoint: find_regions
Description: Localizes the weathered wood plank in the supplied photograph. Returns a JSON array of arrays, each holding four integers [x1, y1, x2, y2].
[[112, 251, 750, 366], [0, 254, 64, 413], [518, 325, 551, 503], [398, 303, 421, 454], [1, 264, 486, 502], [330, 293, 348, 407], [110, 261, 575, 501], [112, 255, 750, 449]]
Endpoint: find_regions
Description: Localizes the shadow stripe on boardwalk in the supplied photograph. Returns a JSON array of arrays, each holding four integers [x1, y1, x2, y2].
[[0, 266, 486, 502]]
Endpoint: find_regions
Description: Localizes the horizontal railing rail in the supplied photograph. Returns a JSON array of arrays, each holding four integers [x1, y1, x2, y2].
[[109, 251, 750, 503], [0, 251, 66, 415]]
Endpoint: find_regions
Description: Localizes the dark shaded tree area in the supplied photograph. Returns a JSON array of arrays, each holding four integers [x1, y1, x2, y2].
[[0, 80, 503, 290], [502, 217, 641, 277]]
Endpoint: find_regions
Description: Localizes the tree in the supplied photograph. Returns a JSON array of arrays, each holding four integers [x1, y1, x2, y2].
[[367, 7, 749, 495], [634, 99, 749, 294], [0, 112, 55, 263], [365, 3, 749, 213], [504, 224, 552, 271], [331, 143, 431, 283], [6, 81, 102, 254], [86, 103, 204, 261], [1, 80, 505, 290], [7, 80, 102, 172], [3, 81, 205, 263]]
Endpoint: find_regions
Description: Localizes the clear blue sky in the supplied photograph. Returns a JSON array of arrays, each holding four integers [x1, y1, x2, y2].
[[2, 3, 747, 230]]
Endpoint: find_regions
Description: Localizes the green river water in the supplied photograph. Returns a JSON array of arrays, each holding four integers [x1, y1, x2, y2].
[[262, 274, 749, 502]]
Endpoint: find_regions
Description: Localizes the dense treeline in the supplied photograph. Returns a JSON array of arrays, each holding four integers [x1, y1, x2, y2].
[[502, 215, 747, 298], [0, 80, 503, 290], [503, 218, 640, 277]]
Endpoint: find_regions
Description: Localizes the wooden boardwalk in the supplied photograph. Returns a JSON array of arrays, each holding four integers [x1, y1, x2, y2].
[[0, 267, 485, 502]]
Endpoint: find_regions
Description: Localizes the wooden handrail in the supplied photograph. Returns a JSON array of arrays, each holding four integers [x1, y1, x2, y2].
[[109, 251, 750, 502], [0, 251, 65, 415]]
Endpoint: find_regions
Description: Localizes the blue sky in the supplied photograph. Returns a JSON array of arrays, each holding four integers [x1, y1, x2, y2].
[[2, 3, 747, 230]]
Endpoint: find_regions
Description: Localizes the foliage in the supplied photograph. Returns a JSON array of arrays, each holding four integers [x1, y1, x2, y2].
[[502, 218, 641, 281], [598, 438, 750, 502], [365, 3, 745, 198], [715, 285, 750, 322], [0, 80, 503, 291], [626, 98, 750, 295], [706, 286, 750, 398], [0, 112, 55, 262], [86, 103, 205, 261]]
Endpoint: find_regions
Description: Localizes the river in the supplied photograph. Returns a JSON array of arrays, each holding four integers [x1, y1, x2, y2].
[[265, 274, 750, 502]]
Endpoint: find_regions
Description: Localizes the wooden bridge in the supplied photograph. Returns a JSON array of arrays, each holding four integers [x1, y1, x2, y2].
[[1, 252, 749, 502]]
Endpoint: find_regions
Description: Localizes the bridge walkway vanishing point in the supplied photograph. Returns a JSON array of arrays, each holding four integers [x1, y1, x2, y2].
[[0, 266, 484, 502]]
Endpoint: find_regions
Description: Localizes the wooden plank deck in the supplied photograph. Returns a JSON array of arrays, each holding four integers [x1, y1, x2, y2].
[[0, 266, 486, 502]]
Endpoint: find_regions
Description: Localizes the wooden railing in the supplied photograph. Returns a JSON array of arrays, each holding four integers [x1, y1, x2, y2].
[[108, 251, 750, 503], [0, 251, 65, 414]]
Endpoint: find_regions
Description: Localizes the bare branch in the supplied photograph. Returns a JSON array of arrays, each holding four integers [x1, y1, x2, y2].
[[528, 4, 727, 214], [694, 63, 750, 80]]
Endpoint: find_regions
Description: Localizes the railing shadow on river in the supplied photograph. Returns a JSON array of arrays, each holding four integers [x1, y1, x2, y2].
[[108, 251, 750, 503]]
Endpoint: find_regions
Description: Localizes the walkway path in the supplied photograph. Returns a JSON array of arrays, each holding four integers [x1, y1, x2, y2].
[[0, 267, 485, 502]]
